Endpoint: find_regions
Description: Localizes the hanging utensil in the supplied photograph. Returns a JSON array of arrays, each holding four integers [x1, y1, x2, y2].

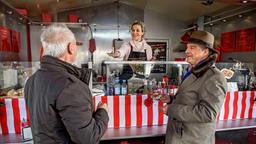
[[114, 0, 123, 45], [88, 24, 95, 63], [108, 0, 123, 56]]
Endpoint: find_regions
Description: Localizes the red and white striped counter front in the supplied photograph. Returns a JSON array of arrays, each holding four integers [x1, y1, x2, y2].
[[219, 91, 256, 120], [0, 91, 255, 134], [93, 95, 168, 129]]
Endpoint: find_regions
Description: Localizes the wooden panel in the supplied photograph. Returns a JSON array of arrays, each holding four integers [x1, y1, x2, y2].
[[68, 14, 78, 22], [220, 31, 236, 52], [11, 30, 21, 53], [0, 26, 11, 52], [235, 28, 256, 52], [42, 12, 52, 22], [254, 28, 256, 51], [16, 8, 28, 16]]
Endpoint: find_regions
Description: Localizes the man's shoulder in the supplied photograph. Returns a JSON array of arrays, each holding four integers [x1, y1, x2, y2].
[[206, 66, 226, 81], [28, 69, 80, 87], [208, 66, 223, 76]]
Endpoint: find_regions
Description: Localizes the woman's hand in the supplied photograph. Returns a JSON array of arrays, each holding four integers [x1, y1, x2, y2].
[[108, 51, 120, 58], [150, 56, 156, 61]]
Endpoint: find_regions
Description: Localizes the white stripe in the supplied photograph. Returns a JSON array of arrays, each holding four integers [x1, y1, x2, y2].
[[152, 100, 158, 125], [19, 98, 27, 122], [0, 118, 2, 134], [94, 96, 101, 111], [119, 96, 125, 128], [244, 91, 251, 118], [141, 95, 148, 126], [228, 92, 234, 120], [130, 95, 137, 127], [107, 96, 114, 128], [237, 92, 243, 119], [95, 96, 112, 128], [163, 114, 168, 124], [5, 99, 15, 133], [253, 92, 256, 118], [218, 95, 226, 120]]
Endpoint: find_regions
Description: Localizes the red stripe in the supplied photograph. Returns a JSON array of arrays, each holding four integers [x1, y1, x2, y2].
[[26, 106, 30, 122], [113, 96, 120, 128], [232, 92, 239, 119], [125, 95, 131, 127], [136, 95, 142, 127], [158, 101, 164, 125], [0, 99, 9, 134], [223, 92, 230, 120], [248, 91, 255, 118], [93, 96, 96, 112], [100, 96, 108, 128], [240, 91, 247, 119], [147, 95, 153, 126], [12, 99, 21, 134], [101, 96, 108, 104], [216, 113, 220, 121]]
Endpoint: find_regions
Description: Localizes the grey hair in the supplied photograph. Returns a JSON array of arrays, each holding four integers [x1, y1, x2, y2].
[[40, 23, 75, 57]]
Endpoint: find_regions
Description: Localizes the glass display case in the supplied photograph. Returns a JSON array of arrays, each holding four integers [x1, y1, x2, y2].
[[215, 62, 255, 91], [0, 61, 40, 98], [103, 61, 256, 96], [103, 61, 189, 96]]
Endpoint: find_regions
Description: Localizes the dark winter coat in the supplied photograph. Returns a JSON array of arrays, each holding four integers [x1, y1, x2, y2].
[[24, 56, 109, 144]]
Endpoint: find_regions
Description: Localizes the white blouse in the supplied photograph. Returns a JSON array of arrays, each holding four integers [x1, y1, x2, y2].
[[118, 39, 153, 61]]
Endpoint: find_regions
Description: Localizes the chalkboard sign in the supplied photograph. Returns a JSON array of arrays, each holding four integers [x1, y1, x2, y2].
[[147, 39, 168, 73]]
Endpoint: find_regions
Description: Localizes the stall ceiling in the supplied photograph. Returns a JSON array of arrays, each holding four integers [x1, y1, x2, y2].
[[5, 0, 256, 22]]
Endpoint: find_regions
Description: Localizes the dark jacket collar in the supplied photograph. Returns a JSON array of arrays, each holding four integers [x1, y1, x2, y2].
[[40, 55, 80, 76], [40, 56, 91, 85], [192, 53, 218, 78]]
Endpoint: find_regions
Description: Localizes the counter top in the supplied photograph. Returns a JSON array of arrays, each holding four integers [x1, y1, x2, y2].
[[0, 118, 255, 143], [102, 118, 256, 140]]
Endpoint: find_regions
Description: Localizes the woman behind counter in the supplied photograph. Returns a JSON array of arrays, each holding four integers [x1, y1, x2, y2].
[[109, 21, 154, 80], [111, 21, 153, 61]]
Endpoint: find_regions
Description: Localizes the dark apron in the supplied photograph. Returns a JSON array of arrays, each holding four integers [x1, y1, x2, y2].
[[119, 45, 147, 80]]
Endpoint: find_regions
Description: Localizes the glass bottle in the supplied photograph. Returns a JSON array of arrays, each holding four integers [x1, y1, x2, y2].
[[121, 80, 128, 95], [114, 79, 121, 95]]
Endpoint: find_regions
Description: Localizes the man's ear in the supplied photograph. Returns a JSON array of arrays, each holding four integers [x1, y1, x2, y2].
[[67, 42, 76, 54], [204, 48, 209, 55]]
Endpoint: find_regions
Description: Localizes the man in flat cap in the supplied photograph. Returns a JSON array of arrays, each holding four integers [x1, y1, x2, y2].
[[161, 30, 227, 144]]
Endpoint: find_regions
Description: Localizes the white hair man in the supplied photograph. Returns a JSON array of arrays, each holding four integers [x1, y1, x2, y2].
[[25, 24, 109, 144]]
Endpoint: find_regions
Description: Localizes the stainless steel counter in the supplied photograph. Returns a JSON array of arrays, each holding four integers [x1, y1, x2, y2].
[[102, 118, 256, 140], [1, 118, 255, 143]]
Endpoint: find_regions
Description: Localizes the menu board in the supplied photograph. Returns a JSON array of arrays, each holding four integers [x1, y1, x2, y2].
[[147, 40, 168, 73]]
